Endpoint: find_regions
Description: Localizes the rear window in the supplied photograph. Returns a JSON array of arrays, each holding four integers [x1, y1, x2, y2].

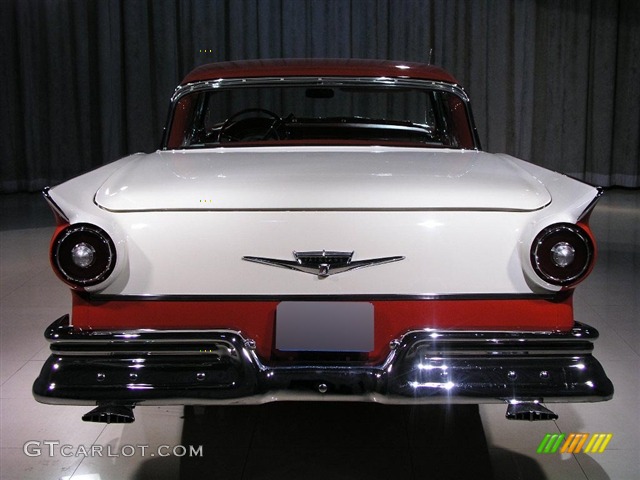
[[166, 82, 475, 149]]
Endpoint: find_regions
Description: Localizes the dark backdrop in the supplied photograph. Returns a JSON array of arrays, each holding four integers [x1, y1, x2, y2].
[[1, 0, 639, 192]]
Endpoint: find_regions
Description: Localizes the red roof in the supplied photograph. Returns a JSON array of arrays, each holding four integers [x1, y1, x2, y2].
[[180, 58, 459, 85]]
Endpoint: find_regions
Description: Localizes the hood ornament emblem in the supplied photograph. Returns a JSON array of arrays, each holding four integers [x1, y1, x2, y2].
[[242, 250, 404, 278]]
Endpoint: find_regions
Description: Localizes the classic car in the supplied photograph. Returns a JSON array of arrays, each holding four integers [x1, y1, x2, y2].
[[33, 59, 613, 423]]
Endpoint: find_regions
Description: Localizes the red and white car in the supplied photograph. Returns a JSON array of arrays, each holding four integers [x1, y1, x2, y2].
[[33, 59, 613, 423]]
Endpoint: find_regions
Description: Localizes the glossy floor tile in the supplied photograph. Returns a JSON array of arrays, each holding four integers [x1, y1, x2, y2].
[[1, 189, 638, 479]]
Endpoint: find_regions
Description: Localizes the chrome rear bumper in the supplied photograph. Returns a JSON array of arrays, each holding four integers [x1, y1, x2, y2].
[[33, 315, 613, 406]]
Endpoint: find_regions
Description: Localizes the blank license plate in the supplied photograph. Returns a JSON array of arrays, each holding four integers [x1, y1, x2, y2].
[[276, 302, 374, 352]]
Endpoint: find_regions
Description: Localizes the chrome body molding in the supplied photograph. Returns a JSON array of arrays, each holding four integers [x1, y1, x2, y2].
[[34, 316, 613, 406], [42, 187, 69, 224], [78, 292, 568, 302], [242, 250, 405, 278], [578, 186, 604, 221]]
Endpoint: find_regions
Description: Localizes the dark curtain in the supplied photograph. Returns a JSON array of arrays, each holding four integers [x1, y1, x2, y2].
[[1, 0, 638, 192]]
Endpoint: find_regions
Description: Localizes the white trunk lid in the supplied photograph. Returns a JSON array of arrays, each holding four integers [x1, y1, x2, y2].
[[94, 147, 550, 212]]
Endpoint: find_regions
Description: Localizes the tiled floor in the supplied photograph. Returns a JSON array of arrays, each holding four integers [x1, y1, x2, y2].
[[1, 189, 638, 480]]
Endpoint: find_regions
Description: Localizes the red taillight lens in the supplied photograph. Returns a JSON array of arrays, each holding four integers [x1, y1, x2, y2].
[[51, 224, 116, 288], [530, 223, 594, 287]]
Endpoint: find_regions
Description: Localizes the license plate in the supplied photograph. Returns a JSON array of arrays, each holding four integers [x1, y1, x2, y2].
[[276, 302, 374, 352]]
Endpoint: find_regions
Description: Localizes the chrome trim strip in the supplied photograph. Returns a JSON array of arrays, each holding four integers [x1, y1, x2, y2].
[[578, 186, 604, 222], [398, 322, 600, 342], [94, 203, 548, 214], [44, 316, 597, 350], [33, 392, 609, 407], [170, 77, 471, 104], [78, 292, 569, 302], [42, 187, 69, 223]]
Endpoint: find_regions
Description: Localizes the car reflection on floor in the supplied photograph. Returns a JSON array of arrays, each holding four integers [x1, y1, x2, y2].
[[175, 403, 496, 480]]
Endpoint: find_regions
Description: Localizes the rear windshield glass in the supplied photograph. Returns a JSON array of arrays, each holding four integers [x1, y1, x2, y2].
[[166, 83, 475, 149]]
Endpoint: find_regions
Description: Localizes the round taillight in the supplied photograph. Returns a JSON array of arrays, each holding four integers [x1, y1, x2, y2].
[[530, 223, 594, 287], [52, 224, 116, 287]]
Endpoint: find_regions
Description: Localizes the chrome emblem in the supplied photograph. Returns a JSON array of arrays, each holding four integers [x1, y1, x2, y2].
[[242, 250, 404, 278]]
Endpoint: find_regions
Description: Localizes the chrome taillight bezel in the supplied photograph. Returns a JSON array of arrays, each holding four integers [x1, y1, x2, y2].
[[530, 223, 594, 287], [52, 223, 116, 287]]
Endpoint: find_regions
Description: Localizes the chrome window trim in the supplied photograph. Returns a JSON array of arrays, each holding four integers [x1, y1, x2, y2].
[[162, 76, 481, 150], [170, 77, 472, 104]]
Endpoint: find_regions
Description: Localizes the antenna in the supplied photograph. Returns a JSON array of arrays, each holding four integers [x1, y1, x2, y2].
[[428, 48, 434, 65]]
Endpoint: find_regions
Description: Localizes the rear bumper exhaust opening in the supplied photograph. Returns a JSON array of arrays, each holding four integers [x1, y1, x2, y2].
[[506, 401, 558, 421], [82, 404, 135, 424]]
